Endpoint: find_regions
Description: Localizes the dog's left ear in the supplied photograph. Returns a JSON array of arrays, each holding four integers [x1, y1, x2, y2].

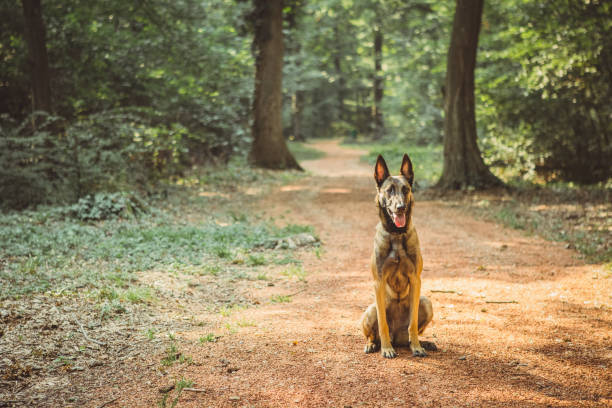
[[400, 153, 414, 187]]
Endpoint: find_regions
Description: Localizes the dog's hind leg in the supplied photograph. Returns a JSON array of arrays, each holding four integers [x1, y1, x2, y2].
[[417, 296, 433, 334], [361, 303, 380, 353], [394, 296, 436, 350]]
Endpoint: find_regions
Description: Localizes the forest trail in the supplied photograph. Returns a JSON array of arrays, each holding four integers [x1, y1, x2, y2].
[[109, 140, 610, 408]]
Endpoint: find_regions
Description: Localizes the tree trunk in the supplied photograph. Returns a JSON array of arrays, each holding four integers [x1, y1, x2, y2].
[[372, 21, 384, 140], [333, 23, 346, 122], [291, 91, 304, 141], [249, 0, 302, 170], [21, 0, 52, 115], [436, 0, 502, 190], [286, 1, 305, 142]]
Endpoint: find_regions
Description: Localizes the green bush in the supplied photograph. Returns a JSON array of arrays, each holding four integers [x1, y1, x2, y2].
[[0, 110, 192, 209], [69, 193, 148, 221]]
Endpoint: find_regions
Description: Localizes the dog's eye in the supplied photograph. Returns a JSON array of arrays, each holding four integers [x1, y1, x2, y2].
[[388, 185, 395, 194], [402, 186, 408, 195]]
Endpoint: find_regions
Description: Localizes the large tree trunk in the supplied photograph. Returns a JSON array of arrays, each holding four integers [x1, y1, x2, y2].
[[21, 0, 52, 115], [436, 0, 501, 190], [372, 23, 384, 140], [249, 0, 301, 170]]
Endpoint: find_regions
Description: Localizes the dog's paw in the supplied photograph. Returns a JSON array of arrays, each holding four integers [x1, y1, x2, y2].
[[420, 340, 438, 352], [410, 344, 427, 357], [381, 347, 398, 359], [364, 342, 379, 354]]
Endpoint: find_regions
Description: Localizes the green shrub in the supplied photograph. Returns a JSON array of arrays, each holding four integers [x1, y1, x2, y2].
[[69, 193, 148, 221]]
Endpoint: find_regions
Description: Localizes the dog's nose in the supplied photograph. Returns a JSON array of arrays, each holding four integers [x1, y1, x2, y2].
[[397, 204, 406, 212]]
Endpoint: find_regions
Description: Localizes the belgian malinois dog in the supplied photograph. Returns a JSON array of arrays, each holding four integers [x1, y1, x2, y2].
[[361, 154, 434, 358]]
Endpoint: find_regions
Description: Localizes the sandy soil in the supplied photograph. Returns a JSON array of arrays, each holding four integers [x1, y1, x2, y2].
[[91, 140, 610, 407]]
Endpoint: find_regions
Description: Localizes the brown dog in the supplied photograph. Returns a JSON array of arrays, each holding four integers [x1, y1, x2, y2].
[[361, 154, 434, 358]]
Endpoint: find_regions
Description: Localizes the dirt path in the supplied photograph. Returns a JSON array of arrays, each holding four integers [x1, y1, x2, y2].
[[108, 140, 610, 407]]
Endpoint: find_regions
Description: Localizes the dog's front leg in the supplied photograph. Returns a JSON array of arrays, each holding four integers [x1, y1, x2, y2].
[[374, 282, 396, 358], [408, 275, 426, 357]]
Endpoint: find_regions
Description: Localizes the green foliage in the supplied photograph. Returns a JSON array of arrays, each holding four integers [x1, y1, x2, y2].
[[69, 193, 148, 221], [158, 377, 194, 408], [199, 333, 218, 343], [2, 0, 609, 195], [246, 254, 267, 266], [478, 0, 612, 183], [281, 265, 307, 282], [1, 0, 254, 208], [270, 294, 292, 303], [0, 109, 193, 208], [282, 0, 452, 144], [0, 201, 314, 299]]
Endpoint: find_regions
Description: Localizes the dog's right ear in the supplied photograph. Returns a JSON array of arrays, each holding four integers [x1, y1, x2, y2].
[[374, 155, 390, 188]]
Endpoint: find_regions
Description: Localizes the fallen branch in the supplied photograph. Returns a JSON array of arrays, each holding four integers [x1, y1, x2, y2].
[[287, 288, 308, 297], [485, 300, 518, 304], [183, 388, 206, 393], [430, 290, 456, 294], [96, 396, 119, 408], [76, 318, 107, 346]]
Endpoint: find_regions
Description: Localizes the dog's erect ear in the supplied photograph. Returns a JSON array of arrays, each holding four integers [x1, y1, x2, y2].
[[374, 155, 390, 188], [400, 153, 414, 187]]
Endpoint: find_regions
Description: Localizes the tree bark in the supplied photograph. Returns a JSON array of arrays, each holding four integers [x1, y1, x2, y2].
[[372, 23, 384, 140], [286, 1, 304, 142], [21, 0, 52, 115], [333, 23, 346, 122], [291, 91, 304, 141], [436, 0, 501, 189], [249, 0, 302, 170]]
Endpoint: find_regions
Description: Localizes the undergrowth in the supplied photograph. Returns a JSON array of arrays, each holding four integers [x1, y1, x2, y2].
[[467, 189, 611, 263], [0, 199, 314, 300]]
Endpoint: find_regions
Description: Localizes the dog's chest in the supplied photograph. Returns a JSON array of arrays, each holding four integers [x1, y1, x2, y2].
[[382, 236, 415, 297]]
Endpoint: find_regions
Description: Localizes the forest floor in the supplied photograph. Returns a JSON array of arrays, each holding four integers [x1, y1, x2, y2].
[[2, 140, 611, 408]]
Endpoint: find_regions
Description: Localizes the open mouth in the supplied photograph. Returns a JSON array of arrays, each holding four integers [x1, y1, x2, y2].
[[389, 211, 406, 228]]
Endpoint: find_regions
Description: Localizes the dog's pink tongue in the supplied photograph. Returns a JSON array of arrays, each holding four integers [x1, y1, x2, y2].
[[392, 213, 406, 228]]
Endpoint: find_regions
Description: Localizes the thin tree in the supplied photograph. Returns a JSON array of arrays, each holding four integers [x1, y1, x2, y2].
[[21, 0, 52, 116], [249, 0, 302, 170], [436, 0, 501, 189], [372, 7, 384, 140]]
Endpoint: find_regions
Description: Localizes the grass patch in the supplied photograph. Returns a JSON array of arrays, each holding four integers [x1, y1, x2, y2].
[[199, 333, 218, 343], [236, 319, 256, 327], [146, 328, 156, 340], [270, 294, 292, 303], [159, 377, 194, 408], [287, 141, 326, 161], [281, 265, 307, 282], [121, 287, 154, 304], [246, 253, 267, 266], [219, 304, 245, 317], [161, 334, 191, 367], [0, 206, 315, 299]]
